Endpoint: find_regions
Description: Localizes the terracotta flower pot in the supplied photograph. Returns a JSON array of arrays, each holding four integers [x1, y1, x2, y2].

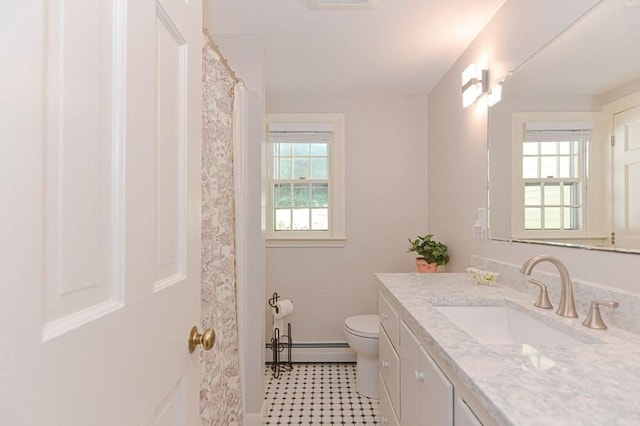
[[416, 258, 438, 273]]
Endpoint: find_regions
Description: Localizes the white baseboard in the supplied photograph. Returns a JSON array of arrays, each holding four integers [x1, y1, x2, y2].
[[244, 403, 265, 426], [265, 342, 356, 363]]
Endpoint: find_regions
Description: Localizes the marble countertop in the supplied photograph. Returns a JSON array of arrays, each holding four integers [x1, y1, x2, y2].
[[376, 272, 640, 426]]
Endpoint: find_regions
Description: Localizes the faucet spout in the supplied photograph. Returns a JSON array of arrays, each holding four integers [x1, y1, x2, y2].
[[520, 255, 578, 318]]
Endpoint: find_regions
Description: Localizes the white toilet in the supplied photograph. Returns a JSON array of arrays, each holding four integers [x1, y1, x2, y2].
[[344, 314, 379, 399]]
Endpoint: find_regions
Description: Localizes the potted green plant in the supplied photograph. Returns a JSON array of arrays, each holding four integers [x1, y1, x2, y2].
[[407, 234, 450, 273]]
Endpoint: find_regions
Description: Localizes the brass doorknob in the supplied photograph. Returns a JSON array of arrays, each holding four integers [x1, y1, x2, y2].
[[188, 326, 215, 353]]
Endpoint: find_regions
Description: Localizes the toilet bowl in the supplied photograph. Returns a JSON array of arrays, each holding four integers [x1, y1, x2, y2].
[[344, 314, 379, 398]]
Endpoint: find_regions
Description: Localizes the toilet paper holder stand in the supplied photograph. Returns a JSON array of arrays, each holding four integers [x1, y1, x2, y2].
[[269, 292, 293, 378]]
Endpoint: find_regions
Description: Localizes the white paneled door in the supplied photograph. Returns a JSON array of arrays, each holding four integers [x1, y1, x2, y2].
[[1, 0, 203, 424]]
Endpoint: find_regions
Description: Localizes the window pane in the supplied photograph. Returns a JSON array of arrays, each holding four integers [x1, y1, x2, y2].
[[276, 143, 292, 156], [525, 207, 541, 230], [523, 157, 538, 178], [311, 208, 329, 230], [540, 156, 557, 177], [277, 158, 292, 179], [292, 185, 310, 207], [292, 208, 310, 230], [293, 158, 310, 179], [565, 207, 580, 230], [293, 143, 309, 156], [311, 184, 329, 207], [558, 141, 572, 155], [544, 183, 561, 205], [274, 209, 291, 231], [540, 141, 557, 155], [311, 143, 327, 156], [564, 183, 580, 205], [523, 142, 538, 155], [524, 184, 541, 206], [274, 184, 291, 207], [544, 207, 562, 230], [559, 156, 571, 178], [311, 158, 328, 179]]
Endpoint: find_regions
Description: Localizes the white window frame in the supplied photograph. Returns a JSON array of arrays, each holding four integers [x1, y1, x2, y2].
[[266, 113, 346, 247], [511, 112, 604, 240]]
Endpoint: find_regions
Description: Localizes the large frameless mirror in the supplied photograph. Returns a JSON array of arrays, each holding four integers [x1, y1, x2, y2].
[[488, 0, 640, 253]]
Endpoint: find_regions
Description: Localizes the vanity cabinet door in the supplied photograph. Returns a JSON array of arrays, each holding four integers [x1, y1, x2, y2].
[[400, 321, 453, 426], [400, 321, 421, 425]]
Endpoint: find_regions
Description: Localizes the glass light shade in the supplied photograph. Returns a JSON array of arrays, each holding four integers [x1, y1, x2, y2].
[[462, 83, 483, 107], [487, 84, 502, 107], [461, 64, 478, 86], [461, 64, 487, 107]]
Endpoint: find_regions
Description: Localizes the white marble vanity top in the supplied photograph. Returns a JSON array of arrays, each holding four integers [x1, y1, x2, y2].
[[376, 272, 640, 426]]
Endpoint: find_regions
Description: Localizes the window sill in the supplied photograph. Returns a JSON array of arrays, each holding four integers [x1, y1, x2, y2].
[[266, 238, 346, 248]]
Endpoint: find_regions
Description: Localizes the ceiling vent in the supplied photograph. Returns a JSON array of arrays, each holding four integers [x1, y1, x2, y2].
[[305, 0, 378, 10]]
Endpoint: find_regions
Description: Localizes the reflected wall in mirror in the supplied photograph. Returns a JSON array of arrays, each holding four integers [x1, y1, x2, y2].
[[488, 0, 640, 253]]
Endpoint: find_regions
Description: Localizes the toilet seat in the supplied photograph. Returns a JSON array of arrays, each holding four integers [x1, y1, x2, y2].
[[344, 314, 379, 339]]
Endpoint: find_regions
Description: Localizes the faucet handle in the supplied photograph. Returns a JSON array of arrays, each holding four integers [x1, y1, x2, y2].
[[582, 300, 619, 330], [528, 279, 553, 309]]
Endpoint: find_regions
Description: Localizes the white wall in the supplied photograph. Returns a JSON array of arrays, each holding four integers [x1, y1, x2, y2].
[[428, 0, 640, 295], [267, 95, 429, 344]]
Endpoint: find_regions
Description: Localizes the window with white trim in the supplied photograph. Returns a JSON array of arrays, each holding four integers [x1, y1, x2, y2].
[[266, 113, 345, 247], [522, 128, 588, 231], [511, 113, 601, 238]]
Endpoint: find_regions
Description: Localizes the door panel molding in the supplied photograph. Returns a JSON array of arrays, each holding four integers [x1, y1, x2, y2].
[[153, 3, 188, 291], [43, 0, 126, 332]]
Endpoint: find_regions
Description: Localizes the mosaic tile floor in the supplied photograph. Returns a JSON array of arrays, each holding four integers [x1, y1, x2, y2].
[[264, 363, 379, 425]]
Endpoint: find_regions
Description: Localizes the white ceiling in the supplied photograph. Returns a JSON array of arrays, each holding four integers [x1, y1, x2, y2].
[[204, 0, 505, 100]]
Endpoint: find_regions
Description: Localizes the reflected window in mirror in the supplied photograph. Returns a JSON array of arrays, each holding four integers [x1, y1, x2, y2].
[[522, 127, 587, 231], [510, 113, 605, 242]]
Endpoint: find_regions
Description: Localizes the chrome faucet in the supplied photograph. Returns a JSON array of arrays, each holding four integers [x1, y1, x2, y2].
[[520, 255, 578, 318]]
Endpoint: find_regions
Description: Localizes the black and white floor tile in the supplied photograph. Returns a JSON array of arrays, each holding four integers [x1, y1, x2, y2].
[[263, 363, 379, 425]]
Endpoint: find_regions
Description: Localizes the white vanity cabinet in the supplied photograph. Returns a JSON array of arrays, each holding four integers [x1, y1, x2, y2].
[[400, 321, 453, 425], [378, 292, 495, 426]]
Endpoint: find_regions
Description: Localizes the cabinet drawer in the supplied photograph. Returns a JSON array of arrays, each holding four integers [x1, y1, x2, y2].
[[379, 324, 400, 418], [379, 294, 399, 349], [378, 374, 399, 426]]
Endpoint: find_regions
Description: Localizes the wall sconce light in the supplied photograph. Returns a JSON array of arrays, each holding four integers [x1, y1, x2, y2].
[[461, 64, 488, 108]]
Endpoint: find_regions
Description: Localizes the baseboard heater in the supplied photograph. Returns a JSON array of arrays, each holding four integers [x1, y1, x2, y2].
[[265, 341, 355, 363], [266, 341, 350, 349]]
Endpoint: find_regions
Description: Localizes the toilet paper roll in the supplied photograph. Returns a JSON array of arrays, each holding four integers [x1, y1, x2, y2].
[[272, 299, 294, 320]]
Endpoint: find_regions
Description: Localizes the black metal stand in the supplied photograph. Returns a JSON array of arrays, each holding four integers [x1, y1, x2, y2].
[[269, 292, 293, 378]]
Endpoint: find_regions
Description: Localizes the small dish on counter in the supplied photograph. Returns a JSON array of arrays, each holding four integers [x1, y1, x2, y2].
[[466, 267, 500, 286]]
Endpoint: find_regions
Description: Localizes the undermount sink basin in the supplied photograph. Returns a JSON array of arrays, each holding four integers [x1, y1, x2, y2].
[[436, 305, 582, 346]]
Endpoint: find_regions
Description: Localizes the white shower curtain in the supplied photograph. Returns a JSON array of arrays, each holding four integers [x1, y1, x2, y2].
[[231, 80, 250, 420], [200, 35, 242, 426]]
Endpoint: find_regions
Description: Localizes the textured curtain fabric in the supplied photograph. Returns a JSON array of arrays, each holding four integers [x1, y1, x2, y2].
[[200, 35, 242, 426]]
